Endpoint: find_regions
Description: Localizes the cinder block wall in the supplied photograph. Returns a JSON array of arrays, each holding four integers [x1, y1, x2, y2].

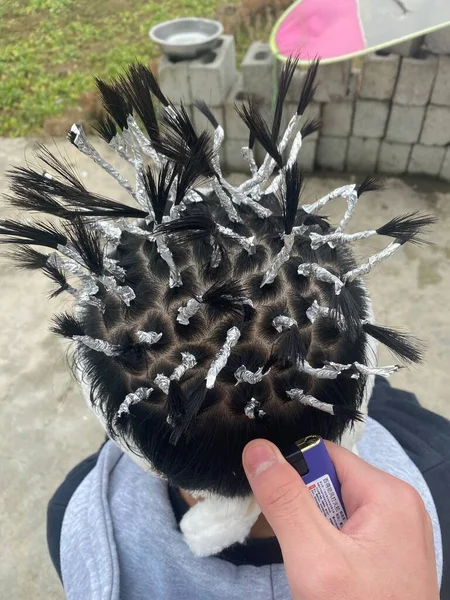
[[158, 28, 450, 181]]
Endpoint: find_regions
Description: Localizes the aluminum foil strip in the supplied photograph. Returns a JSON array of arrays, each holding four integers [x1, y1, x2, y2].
[[156, 236, 182, 288], [302, 184, 357, 215], [217, 225, 255, 254], [286, 389, 335, 415], [272, 315, 298, 332], [343, 242, 401, 283], [309, 229, 375, 249], [127, 115, 162, 167], [70, 124, 136, 199], [177, 297, 203, 325], [244, 398, 266, 419], [73, 334, 122, 356], [261, 233, 295, 287], [114, 387, 153, 424], [297, 263, 344, 295], [136, 331, 163, 345], [234, 365, 266, 385], [206, 326, 241, 389]]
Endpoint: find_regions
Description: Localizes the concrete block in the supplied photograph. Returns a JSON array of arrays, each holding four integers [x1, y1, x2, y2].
[[377, 141, 411, 174], [408, 144, 445, 176], [223, 139, 251, 173], [420, 105, 450, 146], [191, 105, 224, 134], [285, 101, 322, 140], [387, 37, 423, 57], [321, 101, 353, 137], [297, 140, 317, 172], [158, 57, 191, 105], [353, 100, 390, 138], [346, 68, 362, 101], [224, 74, 271, 141], [431, 56, 450, 106], [224, 74, 246, 140], [423, 27, 450, 55], [188, 35, 237, 107], [439, 147, 450, 182], [242, 41, 274, 103], [314, 61, 352, 102], [346, 137, 380, 173], [316, 136, 348, 171], [393, 56, 438, 106], [385, 105, 425, 144], [359, 53, 400, 100]]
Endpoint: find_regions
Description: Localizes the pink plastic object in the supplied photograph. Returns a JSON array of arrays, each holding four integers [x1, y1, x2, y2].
[[274, 0, 365, 61]]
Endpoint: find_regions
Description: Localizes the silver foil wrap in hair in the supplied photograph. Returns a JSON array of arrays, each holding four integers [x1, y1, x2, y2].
[[297, 263, 344, 295], [242, 147, 258, 177], [95, 221, 123, 243], [306, 300, 346, 329], [156, 237, 182, 288], [73, 334, 122, 356], [265, 130, 303, 197], [334, 187, 359, 235], [234, 365, 267, 386], [67, 285, 105, 312], [212, 179, 242, 223], [110, 133, 133, 163], [155, 352, 197, 394], [48, 252, 85, 278], [309, 229, 375, 250], [177, 297, 202, 325], [217, 225, 256, 254], [352, 362, 399, 378], [287, 389, 335, 415], [171, 352, 197, 381], [210, 240, 222, 268], [104, 257, 126, 279], [240, 114, 299, 197], [343, 242, 401, 283], [272, 315, 298, 333], [154, 374, 170, 394], [206, 326, 241, 389], [261, 233, 295, 287], [136, 331, 162, 345], [299, 360, 351, 380], [122, 127, 152, 214], [302, 184, 356, 215], [70, 124, 136, 198], [114, 387, 153, 424], [244, 398, 266, 419], [97, 275, 136, 306], [292, 225, 309, 237], [57, 243, 82, 263], [127, 115, 161, 167]]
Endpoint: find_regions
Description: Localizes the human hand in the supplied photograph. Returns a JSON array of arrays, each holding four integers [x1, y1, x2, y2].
[[242, 439, 439, 600]]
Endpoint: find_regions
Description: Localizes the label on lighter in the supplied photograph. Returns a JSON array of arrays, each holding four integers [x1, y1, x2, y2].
[[307, 474, 347, 529]]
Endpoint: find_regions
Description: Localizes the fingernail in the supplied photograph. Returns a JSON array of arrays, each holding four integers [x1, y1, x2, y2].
[[244, 440, 278, 476]]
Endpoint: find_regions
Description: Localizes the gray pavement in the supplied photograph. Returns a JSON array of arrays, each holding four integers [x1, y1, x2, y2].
[[1, 137, 449, 599]]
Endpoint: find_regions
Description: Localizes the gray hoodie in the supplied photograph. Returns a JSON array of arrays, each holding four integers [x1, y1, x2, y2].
[[61, 418, 443, 600]]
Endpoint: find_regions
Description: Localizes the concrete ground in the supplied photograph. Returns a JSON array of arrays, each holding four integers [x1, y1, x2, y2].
[[1, 137, 449, 599]]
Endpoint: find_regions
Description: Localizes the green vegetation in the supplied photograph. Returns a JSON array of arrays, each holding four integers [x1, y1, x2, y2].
[[1, 0, 253, 136]]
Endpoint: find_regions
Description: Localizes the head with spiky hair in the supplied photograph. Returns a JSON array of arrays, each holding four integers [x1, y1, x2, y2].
[[0, 60, 434, 532]]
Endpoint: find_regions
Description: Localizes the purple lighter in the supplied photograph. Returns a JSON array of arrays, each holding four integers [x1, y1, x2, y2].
[[283, 435, 347, 529]]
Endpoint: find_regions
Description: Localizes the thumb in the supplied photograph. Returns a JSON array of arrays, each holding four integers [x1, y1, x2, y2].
[[242, 439, 334, 555]]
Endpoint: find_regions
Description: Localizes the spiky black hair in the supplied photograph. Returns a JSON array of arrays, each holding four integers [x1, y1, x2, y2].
[[235, 100, 283, 168], [376, 213, 437, 245], [0, 54, 434, 501]]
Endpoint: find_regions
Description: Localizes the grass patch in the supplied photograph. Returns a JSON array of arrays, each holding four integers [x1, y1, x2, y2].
[[0, 0, 289, 137]]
